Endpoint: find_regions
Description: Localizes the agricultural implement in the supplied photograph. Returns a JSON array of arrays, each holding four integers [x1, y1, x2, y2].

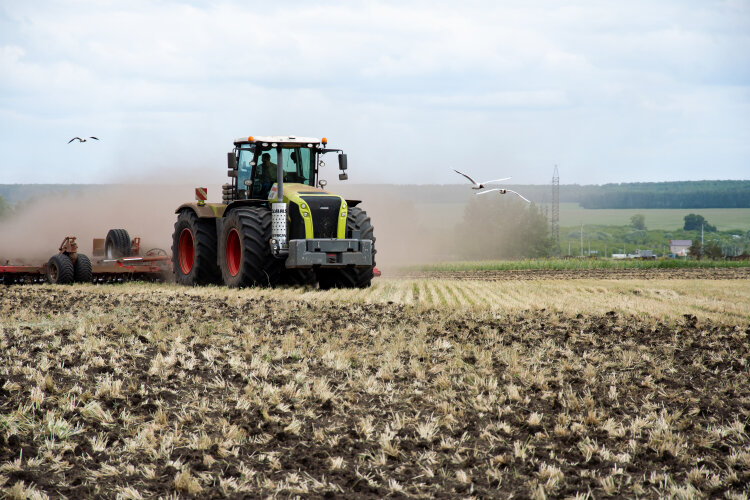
[[0, 230, 171, 284], [172, 135, 377, 288]]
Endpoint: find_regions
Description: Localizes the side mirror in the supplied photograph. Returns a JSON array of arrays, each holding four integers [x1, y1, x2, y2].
[[227, 152, 237, 171], [339, 173, 348, 181], [338, 153, 347, 171]]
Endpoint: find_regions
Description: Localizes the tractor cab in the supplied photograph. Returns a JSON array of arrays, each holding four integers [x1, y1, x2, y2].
[[230, 136, 347, 202], [235, 139, 317, 200]]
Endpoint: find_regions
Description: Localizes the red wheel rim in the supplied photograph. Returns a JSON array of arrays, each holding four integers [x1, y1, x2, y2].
[[226, 228, 241, 277], [178, 228, 195, 274]]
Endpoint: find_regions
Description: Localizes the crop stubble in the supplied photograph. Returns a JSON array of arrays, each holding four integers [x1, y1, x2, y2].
[[1, 276, 749, 498]]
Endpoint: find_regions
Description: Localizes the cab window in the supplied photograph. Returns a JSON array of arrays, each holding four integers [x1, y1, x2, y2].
[[237, 146, 255, 198]]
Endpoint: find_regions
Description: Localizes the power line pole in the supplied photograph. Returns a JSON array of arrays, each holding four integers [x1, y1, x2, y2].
[[551, 165, 560, 253], [580, 223, 583, 257]]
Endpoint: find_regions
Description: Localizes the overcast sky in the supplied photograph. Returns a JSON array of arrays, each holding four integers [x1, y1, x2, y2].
[[1, 0, 748, 187]]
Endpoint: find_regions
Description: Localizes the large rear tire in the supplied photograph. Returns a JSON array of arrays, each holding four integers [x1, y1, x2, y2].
[[105, 229, 131, 259], [74, 254, 93, 283], [218, 207, 281, 287], [171, 210, 221, 286], [46, 254, 74, 284], [316, 206, 376, 289]]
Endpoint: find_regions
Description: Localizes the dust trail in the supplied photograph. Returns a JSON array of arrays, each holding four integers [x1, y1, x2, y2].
[[0, 185, 193, 264], [0, 182, 477, 270]]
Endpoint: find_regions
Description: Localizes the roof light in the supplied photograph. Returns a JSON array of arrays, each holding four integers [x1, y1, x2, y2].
[[322, 137, 328, 145], [247, 136, 254, 142]]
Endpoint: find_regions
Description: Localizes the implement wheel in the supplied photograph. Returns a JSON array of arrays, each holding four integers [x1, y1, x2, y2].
[[317, 206, 376, 289], [46, 254, 74, 284], [74, 254, 93, 283], [219, 207, 281, 287], [171, 210, 221, 286], [105, 229, 131, 258]]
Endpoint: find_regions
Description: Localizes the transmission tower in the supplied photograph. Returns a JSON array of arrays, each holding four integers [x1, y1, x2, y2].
[[551, 165, 560, 251]]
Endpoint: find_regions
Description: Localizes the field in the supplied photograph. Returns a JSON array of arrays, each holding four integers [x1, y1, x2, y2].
[[411, 259, 750, 273], [413, 202, 750, 232], [558, 204, 750, 231], [2, 275, 750, 498]]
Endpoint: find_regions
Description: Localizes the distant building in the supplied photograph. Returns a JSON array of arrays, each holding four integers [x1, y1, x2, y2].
[[670, 239, 691, 256]]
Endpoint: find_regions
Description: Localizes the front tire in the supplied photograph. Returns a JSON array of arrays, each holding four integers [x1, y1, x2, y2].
[[219, 207, 281, 288], [171, 210, 221, 286]]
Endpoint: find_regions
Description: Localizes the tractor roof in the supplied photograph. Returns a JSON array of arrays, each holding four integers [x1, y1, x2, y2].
[[234, 135, 322, 146]]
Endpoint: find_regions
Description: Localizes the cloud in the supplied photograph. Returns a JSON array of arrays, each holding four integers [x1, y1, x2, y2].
[[0, 0, 748, 185]]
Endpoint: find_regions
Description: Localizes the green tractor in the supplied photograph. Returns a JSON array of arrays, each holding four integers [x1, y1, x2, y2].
[[171, 136, 375, 288]]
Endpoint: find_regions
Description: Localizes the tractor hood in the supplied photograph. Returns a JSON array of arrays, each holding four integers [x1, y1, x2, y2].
[[270, 183, 348, 240]]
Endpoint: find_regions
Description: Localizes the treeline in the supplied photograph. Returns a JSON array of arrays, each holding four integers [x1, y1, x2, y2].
[[2, 180, 749, 209], [336, 181, 750, 208], [577, 181, 750, 209]]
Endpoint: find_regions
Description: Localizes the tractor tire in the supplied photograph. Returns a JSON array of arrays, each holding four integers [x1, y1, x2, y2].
[[105, 229, 131, 258], [171, 210, 221, 286], [218, 207, 281, 288], [46, 254, 75, 284], [74, 254, 93, 283], [316, 206, 376, 289]]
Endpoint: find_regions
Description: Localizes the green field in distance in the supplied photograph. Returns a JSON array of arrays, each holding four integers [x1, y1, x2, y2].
[[558, 203, 750, 231], [415, 202, 750, 231]]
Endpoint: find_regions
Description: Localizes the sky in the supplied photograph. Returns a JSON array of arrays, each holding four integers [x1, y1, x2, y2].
[[0, 0, 748, 187]]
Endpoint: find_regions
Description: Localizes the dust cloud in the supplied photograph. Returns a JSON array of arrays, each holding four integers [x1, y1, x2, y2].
[[334, 185, 459, 268], [0, 185, 188, 264], [0, 183, 461, 269]]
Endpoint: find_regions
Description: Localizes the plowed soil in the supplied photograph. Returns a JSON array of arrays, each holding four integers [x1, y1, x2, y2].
[[1, 285, 749, 498], [400, 267, 750, 280]]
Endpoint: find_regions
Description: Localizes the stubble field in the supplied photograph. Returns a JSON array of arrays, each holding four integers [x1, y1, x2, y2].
[[1, 273, 749, 498]]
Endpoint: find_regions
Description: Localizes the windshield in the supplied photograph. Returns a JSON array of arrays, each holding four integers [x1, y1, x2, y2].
[[237, 145, 316, 199]]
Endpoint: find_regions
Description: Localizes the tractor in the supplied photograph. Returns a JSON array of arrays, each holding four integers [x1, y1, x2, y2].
[[171, 136, 375, 288]]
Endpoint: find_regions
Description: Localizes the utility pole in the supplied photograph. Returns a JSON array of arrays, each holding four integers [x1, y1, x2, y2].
[[701, 224, 704, 246], [551, 166, 560, 252], [580, 224, 583, 257]]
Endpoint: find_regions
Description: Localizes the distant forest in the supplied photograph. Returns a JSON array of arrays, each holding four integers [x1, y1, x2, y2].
[[1, 180, 749, 209], [340, 180, 750, 209], [575, 181, 750, 209]]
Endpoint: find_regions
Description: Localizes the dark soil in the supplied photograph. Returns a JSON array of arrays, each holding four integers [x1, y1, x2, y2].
[[0, 285, 748, 498]]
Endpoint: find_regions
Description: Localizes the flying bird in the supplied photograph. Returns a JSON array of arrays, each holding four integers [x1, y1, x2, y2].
[[68, 137, 99, 143], [476, 188, 531, 203], [453, 169, 511, 189]]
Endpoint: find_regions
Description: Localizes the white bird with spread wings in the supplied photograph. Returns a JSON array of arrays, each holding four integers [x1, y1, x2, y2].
[[476, 188, 531, 203], [453, 169, 511, 190]]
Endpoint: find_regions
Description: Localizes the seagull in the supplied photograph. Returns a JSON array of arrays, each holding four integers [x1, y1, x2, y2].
[[68, 137, 99, 143], [476, 188, 531, 203], [454, 169, 511, 189]]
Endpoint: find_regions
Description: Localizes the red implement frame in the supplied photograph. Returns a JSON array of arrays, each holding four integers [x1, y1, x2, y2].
[[1, 234, 171, 284]]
